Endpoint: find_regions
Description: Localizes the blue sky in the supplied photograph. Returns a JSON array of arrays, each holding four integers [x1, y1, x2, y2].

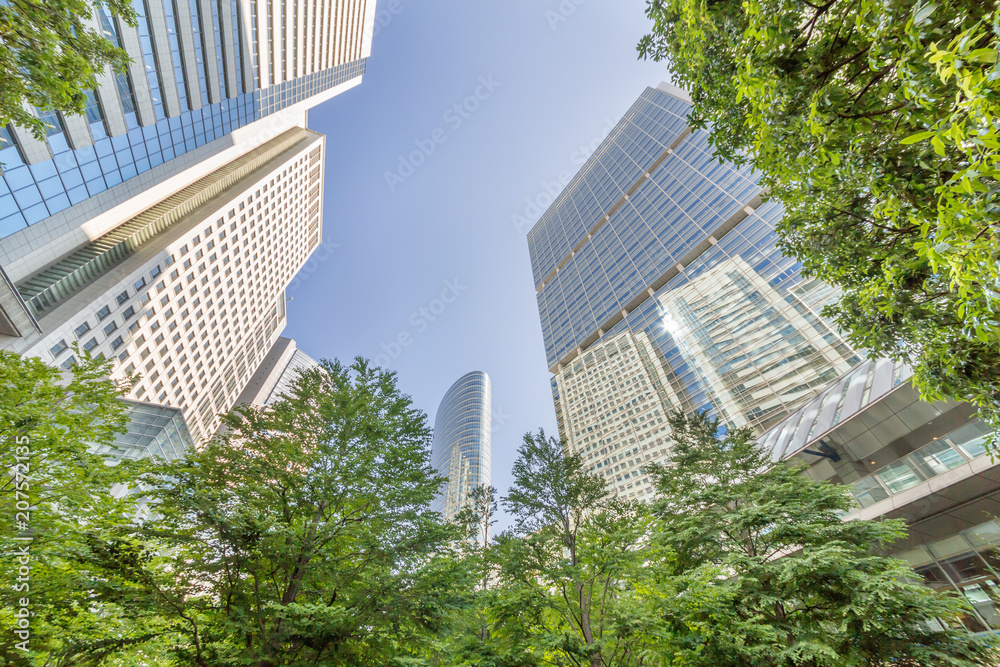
[[286, 0, 672, 522]]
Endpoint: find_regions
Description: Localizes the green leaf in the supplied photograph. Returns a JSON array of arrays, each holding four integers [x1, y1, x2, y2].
[[932, 134, 946, 155], [913, 2, 937, 26], [969, 48, 998, 64], [901, 130, 937, 144]]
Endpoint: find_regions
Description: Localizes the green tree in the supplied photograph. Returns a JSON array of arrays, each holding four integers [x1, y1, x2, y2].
[[81, 358, 466, 666], [462, 430, 667, 667], [439, 485, 531, 667], [0, 349, 154, 665], [0, 0, 136, 142], [647, 410, 997, 666], [639, 0, 1000, 444], [455, 483, 498, 550]]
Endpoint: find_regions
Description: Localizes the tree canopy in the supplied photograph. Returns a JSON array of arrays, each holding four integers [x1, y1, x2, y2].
[[0, 349, 143, 665], [0, 0, 136, 141], [441, 416, 996, 666], [639, 0, 1000, 444], [4, 346, 996, 665], [81, 358, 465, 666], [442, 431, 664, 667]]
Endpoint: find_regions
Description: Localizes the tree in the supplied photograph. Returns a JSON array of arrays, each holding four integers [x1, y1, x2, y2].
[[439, 484, 531, 667], [455, 483, 498, 549], [81, 358, 466, 666], [639, 0, 1000, 445], [0, 0, 136, 141], [471, 430, 666, 667], [646, 410, 997, 666], [0, 349, 152, 665]]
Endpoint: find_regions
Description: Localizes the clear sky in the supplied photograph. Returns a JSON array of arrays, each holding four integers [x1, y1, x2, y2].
[[286, 0, 672, 525]]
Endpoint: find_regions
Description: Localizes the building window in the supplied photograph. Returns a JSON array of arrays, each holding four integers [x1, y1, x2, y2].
[[74, 322, 91, 337], [97, 305, 112, 321], [104, 321, 117, 335], [110, 336, 124, 350], [82, 338, 98, 352], [133, 277, 146, 291], [116, 290, 129, 306], [49, 340, 69, 357]]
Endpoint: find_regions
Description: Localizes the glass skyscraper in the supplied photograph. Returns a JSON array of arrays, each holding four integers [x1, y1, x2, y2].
[[431, 371, 492, 530], [529, 82, 1000, 629], [527, 83, 860, 501], [0, 0, 372, 240]]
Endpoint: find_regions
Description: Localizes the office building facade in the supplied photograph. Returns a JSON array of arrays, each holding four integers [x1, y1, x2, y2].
[[762, 358, 1000, 632], [431, 371, 492, 531], [527, 83, 860, 500], [0, 0, 373, 247], [0, 0, 374, 453], [2, 125, 327, 446], [236, 335, 319, 406]]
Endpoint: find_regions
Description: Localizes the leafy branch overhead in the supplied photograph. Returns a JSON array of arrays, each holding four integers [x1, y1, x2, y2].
[[640, 0, 1000, 444], [0, 0, 136, 141]]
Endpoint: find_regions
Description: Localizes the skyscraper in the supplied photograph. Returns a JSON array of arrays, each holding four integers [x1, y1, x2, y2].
[[527, 83, 860, 500], [0, 0, 373, 246], [0, 0, 374, 452], [431, 371, 492, 529], [236, 335, 319, 407], [2, 125, 327, 446]]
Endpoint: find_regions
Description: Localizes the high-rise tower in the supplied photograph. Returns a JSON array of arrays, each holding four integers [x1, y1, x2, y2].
[[0, 0, 375, 453], [2, 125, 327, 447], [527, 83, 860, 500], [431, 371, 492, 530], [236, 336, 319, 407], [0, 0, 373, 250]]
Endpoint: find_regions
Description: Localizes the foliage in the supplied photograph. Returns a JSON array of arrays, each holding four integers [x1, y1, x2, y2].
[[646, 410, 997, 666], [5, 344, 996, 666], [0, 349, 149, 666], [0, 0, 136, 142], [77, 358, 466, 666], [444, 430, 666, 667], [639, 0, 1000, 444], [454, 482, 498, 550]]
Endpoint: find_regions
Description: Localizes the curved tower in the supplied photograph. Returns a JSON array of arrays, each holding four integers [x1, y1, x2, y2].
[[431, 371, 492, 523]]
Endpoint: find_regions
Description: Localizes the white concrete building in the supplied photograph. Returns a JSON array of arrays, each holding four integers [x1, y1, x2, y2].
[[2, 126, 325, 449], [0, 0, 377, 457], [235, 335, 319, 407]]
